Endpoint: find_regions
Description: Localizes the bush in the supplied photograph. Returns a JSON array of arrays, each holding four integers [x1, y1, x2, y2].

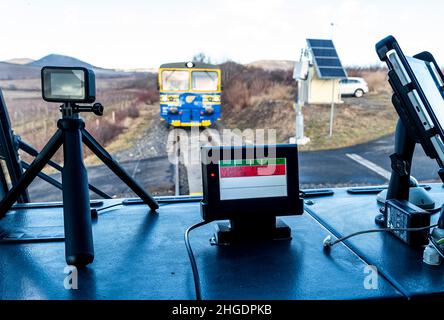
[[87, 119, 125, 145], [127, 104, 140, 118], [219, 61, 295, 112], [136, 88, 158, 105], [346, 66, 390, 94]]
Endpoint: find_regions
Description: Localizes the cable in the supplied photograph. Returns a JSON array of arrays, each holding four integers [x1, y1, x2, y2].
[[323, 224, 438, 248], [428, 235, 444, 259], [427, 207, 442, 214], [92, 198, 191, 216], [95, 202, 123, 213], [184, 220, 210, 300]]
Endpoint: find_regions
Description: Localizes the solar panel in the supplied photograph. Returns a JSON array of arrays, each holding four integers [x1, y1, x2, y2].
[[306, 38, 347, 79], [315, 58, 342, 67], [318, 68, 347, 77], [307, 39, 334, 48], [311, 48, 338, 57]]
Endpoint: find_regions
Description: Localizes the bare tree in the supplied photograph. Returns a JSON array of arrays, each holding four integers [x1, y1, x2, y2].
[[192, 53, 211, 64]]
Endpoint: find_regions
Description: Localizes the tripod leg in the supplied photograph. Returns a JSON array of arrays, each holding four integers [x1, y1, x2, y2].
[[0, 129, 63, 218], [19, 139, 112, 199], [81, 129, 159, 210], [61, 119, 94, 266], [21, 161, 63, 190]]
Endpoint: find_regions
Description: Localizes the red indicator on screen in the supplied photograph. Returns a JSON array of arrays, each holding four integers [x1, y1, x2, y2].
[[220, 164, 286, 178]]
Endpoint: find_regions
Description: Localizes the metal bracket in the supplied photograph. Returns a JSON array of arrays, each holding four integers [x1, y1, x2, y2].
[[390, 153, 410, 176]]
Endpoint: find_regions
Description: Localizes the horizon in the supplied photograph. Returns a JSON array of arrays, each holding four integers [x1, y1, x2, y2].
[[1, 54, 387, 70], [0, 0, 443, 69]]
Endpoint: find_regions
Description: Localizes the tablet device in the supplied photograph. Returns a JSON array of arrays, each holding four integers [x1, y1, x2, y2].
[[376, 36, 444, 167]]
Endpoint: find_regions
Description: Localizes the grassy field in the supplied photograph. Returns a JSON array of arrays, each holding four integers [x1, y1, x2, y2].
[[301, 93, 396, 150]]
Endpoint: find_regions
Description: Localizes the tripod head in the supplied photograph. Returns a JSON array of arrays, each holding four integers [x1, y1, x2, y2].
[[60, 102, 104, 118]]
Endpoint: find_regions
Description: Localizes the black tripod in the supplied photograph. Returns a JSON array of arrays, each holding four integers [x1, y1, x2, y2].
[[0, 102, 159, 266]]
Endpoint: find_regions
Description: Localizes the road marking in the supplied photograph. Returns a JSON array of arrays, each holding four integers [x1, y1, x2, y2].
[[346, 153, 391, 180]]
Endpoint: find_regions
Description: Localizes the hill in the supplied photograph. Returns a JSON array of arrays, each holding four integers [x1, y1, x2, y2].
[[4, 58, 34, 65], [29, 53, 95, 69], [0, 62, 40, 80], [0, 54, 145, 80]]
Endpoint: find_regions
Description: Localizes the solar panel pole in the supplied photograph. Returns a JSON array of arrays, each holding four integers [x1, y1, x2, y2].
[[293, 56, 310, 145], [295, 81, 303, 140], [329, 80, 335, 137]]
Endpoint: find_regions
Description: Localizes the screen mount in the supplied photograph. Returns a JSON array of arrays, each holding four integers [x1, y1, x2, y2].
[[374, 36, 444, 226], [211, 217, 291, 246], [375, 118, 436, 226]]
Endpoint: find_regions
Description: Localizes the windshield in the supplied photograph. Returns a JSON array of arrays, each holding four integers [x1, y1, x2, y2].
[[192, 71, 219, 91], [162, 70, 189, 91], [0, 1, 434, 205]]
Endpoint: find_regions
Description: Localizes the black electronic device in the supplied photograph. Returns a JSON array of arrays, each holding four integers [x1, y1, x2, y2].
[[201, 144, 303, 245], [376, 36, 444, 172], [42, 66, 95, 103], [0, 66, 159, 266], [385, 199, 431, 246], [375, 36, 444, 235]]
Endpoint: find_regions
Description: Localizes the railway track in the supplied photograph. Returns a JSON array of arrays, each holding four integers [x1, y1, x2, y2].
[[168, 128, 220, 196]]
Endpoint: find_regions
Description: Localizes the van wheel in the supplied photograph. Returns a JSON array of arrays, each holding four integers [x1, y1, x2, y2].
[[354, 89, 364, 98]]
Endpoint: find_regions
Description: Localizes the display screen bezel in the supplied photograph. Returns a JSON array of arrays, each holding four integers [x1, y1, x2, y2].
[[201, 144, 303, 221], [41, 66, 95, 103]]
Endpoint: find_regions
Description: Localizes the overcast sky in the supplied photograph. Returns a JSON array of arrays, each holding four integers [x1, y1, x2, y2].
[[0, 0, 442, 69]]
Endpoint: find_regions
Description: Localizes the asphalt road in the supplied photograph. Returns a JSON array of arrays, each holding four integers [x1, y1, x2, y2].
[[25, 133, 441, 202], [27, 156, 174, 202], [299, 134, 441, 188]]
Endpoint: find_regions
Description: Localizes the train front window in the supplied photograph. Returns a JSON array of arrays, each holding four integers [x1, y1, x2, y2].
[[192, 71, 219, 91], [161, 70, 189, 91]]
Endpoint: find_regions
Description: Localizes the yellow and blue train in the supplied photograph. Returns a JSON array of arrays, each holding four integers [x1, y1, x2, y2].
[[158, 62, 221, 127]]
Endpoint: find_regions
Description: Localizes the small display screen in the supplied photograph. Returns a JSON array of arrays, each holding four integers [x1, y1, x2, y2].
[[44, 69, 85, 100], [218, 158, 288, 200]]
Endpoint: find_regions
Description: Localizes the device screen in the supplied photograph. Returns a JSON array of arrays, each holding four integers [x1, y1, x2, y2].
[[218, 158, 288, 200], [407, 56, 444, 127], [49, 70, 85, 99]]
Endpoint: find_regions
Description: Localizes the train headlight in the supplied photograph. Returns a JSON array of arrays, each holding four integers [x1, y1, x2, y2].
[[203, 95, 220, 103], [161, 95, 179, 104], [204, 107, 214, 115], [168, 107, 178, 114]]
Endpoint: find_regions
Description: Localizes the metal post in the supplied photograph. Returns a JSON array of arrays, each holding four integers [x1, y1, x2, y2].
[[295, 80, 303, 141], [329, 80, 335, 137]]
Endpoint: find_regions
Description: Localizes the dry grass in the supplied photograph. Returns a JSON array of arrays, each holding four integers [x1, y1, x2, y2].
[[222, 79, 397, 151], [346, 67, 391, 95], [301, 93, 397, 150]]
